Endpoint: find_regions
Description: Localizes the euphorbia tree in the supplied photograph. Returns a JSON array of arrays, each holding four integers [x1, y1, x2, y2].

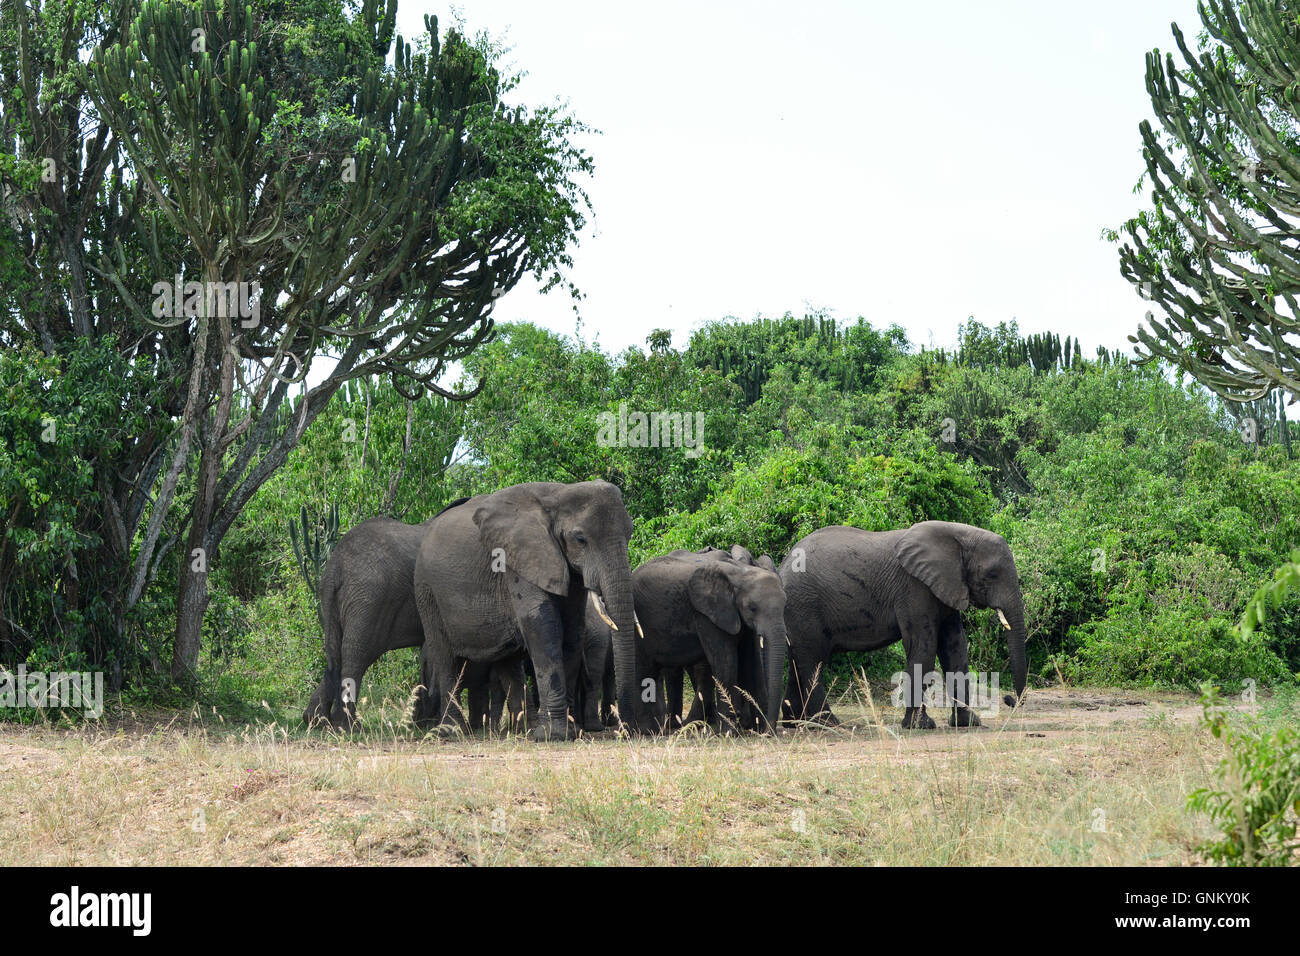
[[1116, 0, 1300, 403], [2, 0, 592, 682]]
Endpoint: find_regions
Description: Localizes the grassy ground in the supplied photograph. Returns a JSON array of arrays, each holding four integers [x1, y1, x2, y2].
[[0, 685, 1282, 866]]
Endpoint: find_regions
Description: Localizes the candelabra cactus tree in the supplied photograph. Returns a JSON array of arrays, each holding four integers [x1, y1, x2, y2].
[[1, 0, 592, 683], [1115, 0, 1300, 404]]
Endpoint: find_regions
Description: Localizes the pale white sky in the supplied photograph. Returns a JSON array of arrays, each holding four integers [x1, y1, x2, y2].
[[398, 0, 1204, 357]]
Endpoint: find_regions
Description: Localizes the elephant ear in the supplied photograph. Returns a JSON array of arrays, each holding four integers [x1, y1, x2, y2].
[[894, 522, 969, 611], [473, 488, 570, 596], [687, 565, 742, 635]]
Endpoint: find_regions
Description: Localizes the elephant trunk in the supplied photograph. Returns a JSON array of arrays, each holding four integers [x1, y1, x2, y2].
[[599, 564, 639, 733], [1001, 598, 1027, 708], [763, 623, 787, 734]]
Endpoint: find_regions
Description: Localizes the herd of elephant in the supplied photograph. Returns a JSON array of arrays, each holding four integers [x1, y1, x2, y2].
[[302, 480, 1028, 741]]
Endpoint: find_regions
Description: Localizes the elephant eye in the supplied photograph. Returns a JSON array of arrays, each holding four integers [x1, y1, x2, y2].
[[573, 531, 587, 544]]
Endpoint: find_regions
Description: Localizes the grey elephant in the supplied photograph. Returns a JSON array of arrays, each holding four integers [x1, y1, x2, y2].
[[780, 521, 1026, 729], [302, 505, 527, 732], [632, 547, 787, 733], [664, 545, 779, 730], [412, 481, 639, 742], [302, 513, 440, 728]]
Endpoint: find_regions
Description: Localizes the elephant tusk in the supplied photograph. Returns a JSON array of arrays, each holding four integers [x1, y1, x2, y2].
[[589, 592, 618, 631], [997, 609, 1011, 631], [759, 635, 765, 650], [635, 614, 645, 640]]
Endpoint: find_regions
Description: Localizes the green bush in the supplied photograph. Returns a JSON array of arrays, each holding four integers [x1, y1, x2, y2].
[[1188, 686, 1300, 866], [635, 439, 993, 565]]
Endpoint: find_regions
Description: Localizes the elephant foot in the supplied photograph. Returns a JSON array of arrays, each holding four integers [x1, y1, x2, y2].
[[951, 707, 982, 728], [580, 705, 605, 734], [528, 717, 577, 742], [901, 707, 936, 730]]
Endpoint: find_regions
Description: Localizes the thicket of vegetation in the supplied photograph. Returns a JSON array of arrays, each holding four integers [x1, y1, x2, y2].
[[3, 0, 1298, 725], [63, 312, 1288, 714]]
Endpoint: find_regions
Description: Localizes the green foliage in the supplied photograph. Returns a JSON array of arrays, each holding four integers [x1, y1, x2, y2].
[[1188, 686, 1300, 866], [1, 0, 593, 685], [0, 338, 148, 676], [220, 375, 467, 615], [459, 323, 740, 519], [686, 311, 908, 404], [206, 313, 1300, 709], [288, 503, 340, 596], [1241, 549, 1300, 639], [635, 440, 993, 566], [1114, 0, 1300, 404]]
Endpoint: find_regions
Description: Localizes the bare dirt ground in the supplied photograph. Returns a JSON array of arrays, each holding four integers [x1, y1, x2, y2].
[[0, 687, 1259, 865]]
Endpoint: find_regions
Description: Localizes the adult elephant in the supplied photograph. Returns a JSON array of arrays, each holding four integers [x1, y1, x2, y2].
[[302, 502, 524, 731], [412, 481, 639, 742], [632, 547, 787, 733], [302, 512, 445, 728], [780, 521, 1026, 729]]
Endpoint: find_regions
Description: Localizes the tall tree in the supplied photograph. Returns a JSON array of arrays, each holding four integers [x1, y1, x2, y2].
[[0, 0, 592, 683], [1116, 0, 1300, 403]]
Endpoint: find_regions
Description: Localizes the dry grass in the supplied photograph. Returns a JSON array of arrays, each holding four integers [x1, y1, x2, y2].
[[0, 686, 1263, 866]]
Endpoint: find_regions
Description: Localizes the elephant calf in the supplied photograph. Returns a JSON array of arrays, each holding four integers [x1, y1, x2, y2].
[[632, 547, 787, 734], [663, 545, 780, 731]]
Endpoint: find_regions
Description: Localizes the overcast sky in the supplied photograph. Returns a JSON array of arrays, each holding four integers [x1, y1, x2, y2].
[[398, 0, 1205, 357]]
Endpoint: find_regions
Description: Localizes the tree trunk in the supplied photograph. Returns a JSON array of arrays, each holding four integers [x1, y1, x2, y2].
[[170, 295, 236, 683]]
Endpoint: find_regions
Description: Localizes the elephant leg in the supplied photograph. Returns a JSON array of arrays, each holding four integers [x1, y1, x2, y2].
[[512, 586, 575, 742], [488, 680, 505, 734], [334, 635, 380, 730], [705, 643, 741, 735], [578, 620, 608, 733], [628, 637, 663, 732], [466, 661, 490, 734], [682, 663, 712, 726], [601, 643, 617, 727], [786, 635, 838, 727], [938, 616, 980, 727], [898, 612, 938, 730], [497, 656, 527, 734], [522, 654, 541, 727], [416, 639, 469, 734], [578, 678, 603, 733], [664, 666, 685, 729], [303, 662, 340, 727]]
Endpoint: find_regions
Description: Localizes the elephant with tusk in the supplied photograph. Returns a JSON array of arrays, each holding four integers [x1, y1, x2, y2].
[[412, 481, 639, 742], [781, 521, 1028, 729]]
